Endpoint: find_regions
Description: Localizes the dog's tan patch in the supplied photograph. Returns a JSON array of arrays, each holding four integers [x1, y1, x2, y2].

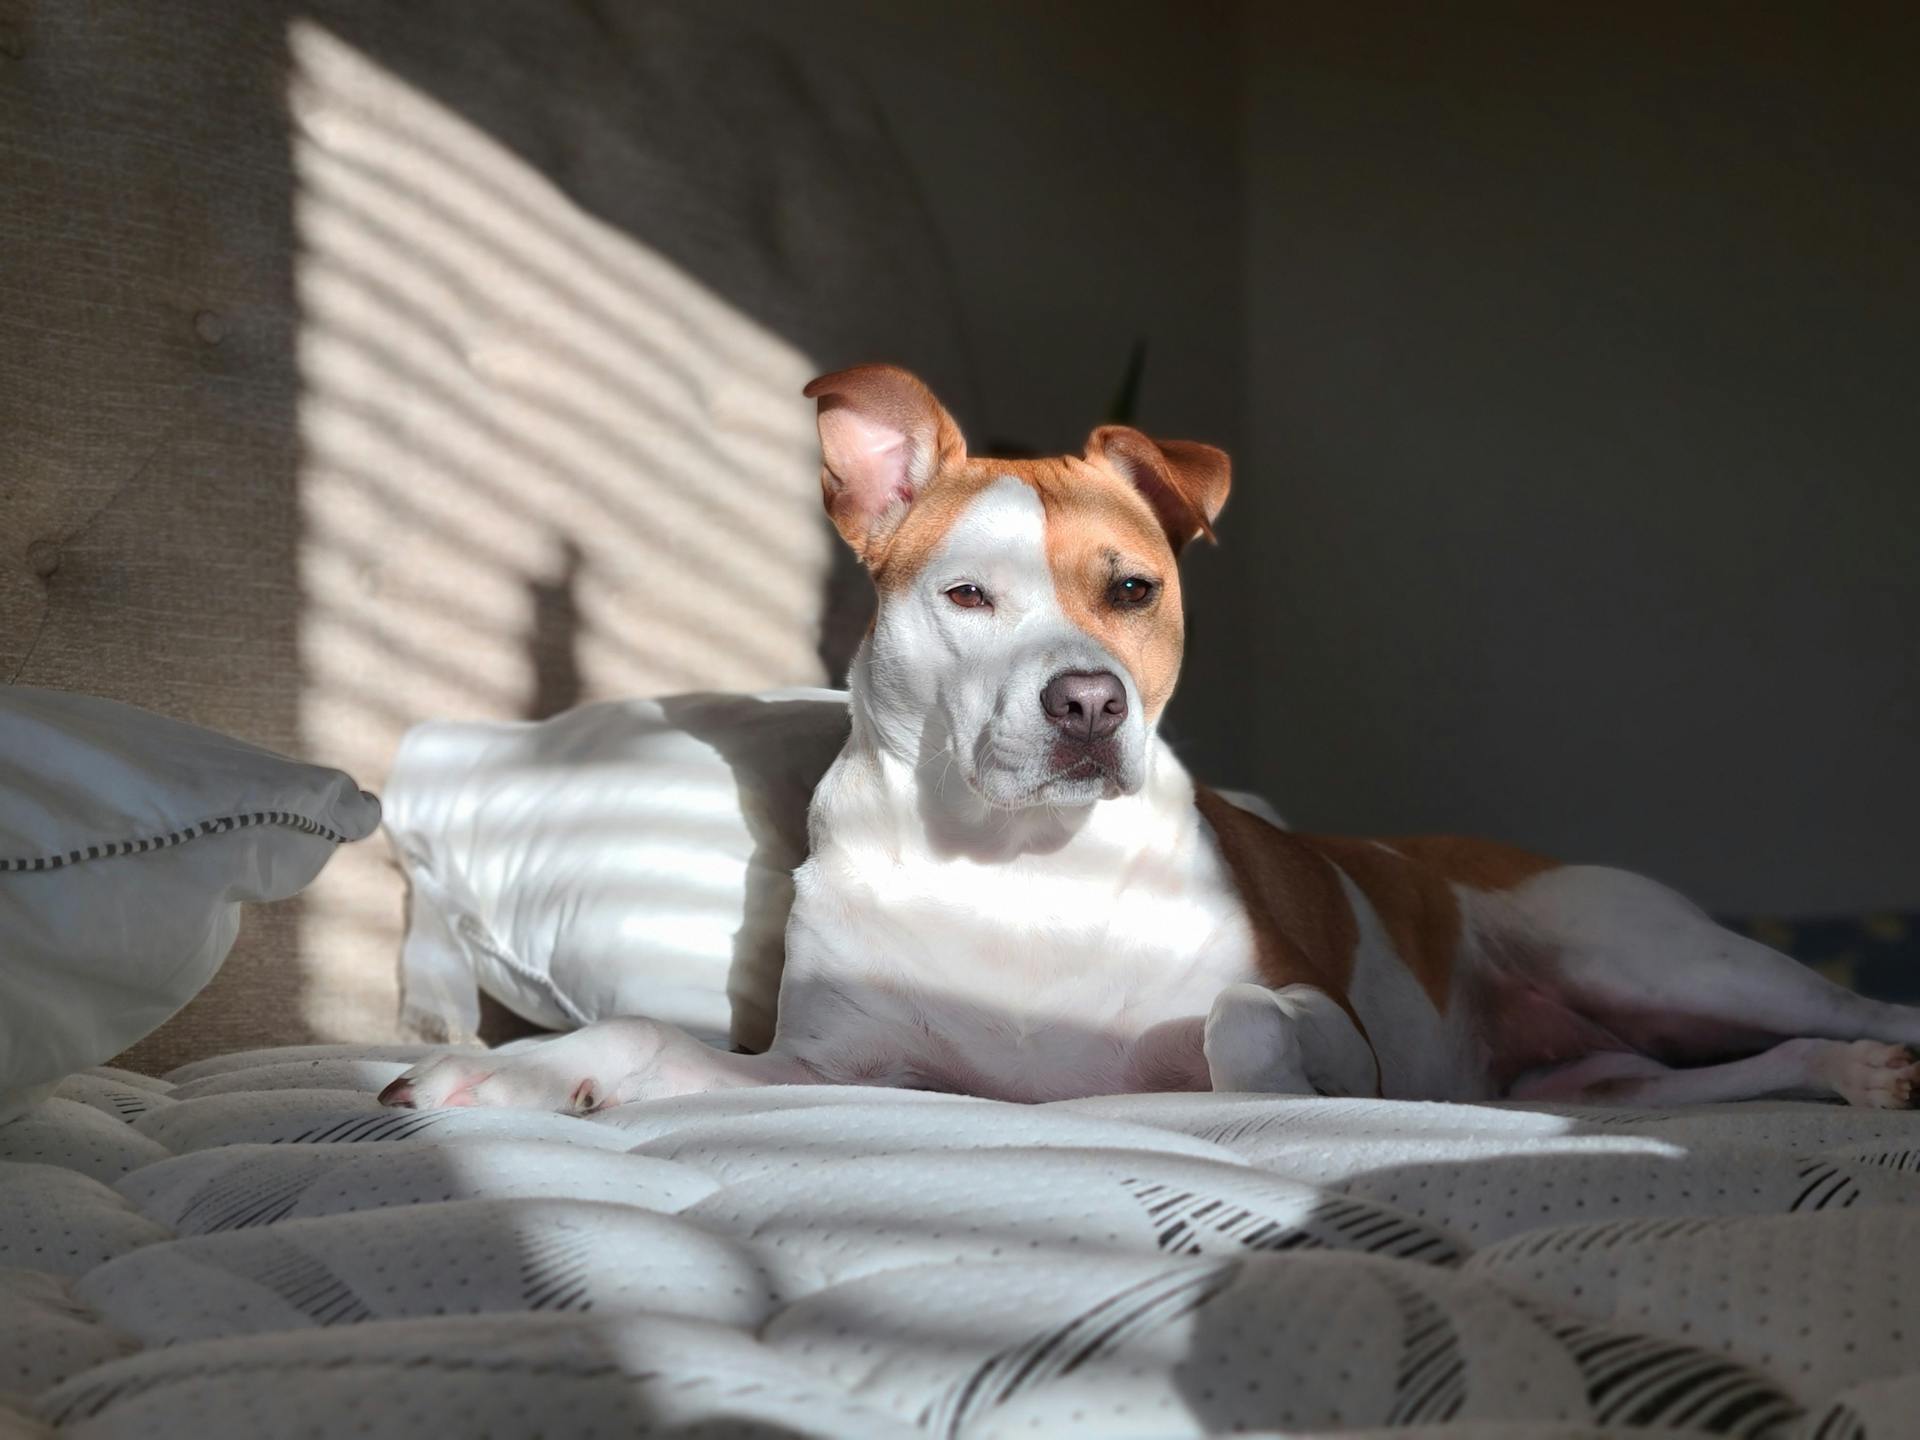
[[1301, 836, 1467, 1014], [1200, 807, 1559, 1026], [866, 464, 999, 592], [1196, 789, 1374, 1054], [1032, 460, 1186, 719]]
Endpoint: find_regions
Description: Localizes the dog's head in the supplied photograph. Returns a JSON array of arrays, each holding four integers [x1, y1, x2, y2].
[[807, 364, 1229, 811]]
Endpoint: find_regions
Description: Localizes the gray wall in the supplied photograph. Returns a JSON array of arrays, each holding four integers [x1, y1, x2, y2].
[[730, 2, 1914, 917], [723, 1, 1244, 451], [1238, 3, 1919, 914]]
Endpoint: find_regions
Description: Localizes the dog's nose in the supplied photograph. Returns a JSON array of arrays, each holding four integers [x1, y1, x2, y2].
[[1041, 670, 1128, 742]]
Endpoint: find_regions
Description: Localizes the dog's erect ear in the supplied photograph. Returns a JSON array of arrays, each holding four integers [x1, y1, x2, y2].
[[1084, 425, 1231, 554], [804, 364, 967, 561]]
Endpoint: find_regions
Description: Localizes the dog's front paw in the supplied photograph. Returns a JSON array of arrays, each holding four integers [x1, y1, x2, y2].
[[1204, 983, 1315, 1094], [378, 1050, 603, 1114], [378, 1019, 697, 1113]]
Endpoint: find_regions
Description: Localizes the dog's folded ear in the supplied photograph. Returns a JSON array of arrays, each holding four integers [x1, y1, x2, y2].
[[804, 364, 967, 561], [1084, 426, 1231, 554]]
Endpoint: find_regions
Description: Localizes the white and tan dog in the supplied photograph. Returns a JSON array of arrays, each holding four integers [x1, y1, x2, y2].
[[383, 365, 1920, 1113]]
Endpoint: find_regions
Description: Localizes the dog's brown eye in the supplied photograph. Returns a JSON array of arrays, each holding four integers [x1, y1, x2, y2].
[[946, 583, 990, 609], [1109, 577, 1158, 608]]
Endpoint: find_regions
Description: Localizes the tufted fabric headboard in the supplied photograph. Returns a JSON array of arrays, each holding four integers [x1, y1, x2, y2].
[[0, 0, 971, 1072]]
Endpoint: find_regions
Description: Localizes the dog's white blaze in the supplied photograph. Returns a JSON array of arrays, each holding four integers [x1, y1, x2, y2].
[[930, 473, 1054, 594]]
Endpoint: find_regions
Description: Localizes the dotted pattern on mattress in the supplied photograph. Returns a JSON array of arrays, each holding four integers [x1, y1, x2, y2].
[[5, 1049, 1920, 1437]]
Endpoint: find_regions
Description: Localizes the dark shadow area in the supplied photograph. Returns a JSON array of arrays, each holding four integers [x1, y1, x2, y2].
[[527, 539, 585, 720], [1236, 0, 1920, 918], [474, 992, 557, 1049], [814, 544, 875, 686]]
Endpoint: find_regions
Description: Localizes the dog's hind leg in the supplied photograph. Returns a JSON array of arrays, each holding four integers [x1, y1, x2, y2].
[[1204, 983, 1380, 1096], [1511, 1039, 1920, 1108], [1514, 866, 1920, 1052]]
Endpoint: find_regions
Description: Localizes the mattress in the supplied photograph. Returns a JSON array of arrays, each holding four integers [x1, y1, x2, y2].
[[6, 1047, 1920, 1438]]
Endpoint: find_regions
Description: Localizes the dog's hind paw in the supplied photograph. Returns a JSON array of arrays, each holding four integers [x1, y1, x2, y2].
[[1825, 1040, 1920, 1109]]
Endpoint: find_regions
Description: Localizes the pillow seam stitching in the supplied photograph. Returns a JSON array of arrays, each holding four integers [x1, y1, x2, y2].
[[0, 806, 368, 873]]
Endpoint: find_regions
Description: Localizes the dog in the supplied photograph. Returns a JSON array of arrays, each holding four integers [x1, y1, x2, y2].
[[382, 364, 1920, 1113]]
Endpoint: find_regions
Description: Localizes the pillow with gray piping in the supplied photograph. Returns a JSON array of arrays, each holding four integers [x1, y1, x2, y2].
[[381, 689, 851, 1054], [0, 685, 379, 1122]]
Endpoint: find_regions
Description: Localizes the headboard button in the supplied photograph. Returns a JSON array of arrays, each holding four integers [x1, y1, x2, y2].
[[26, 540, 61, 578]]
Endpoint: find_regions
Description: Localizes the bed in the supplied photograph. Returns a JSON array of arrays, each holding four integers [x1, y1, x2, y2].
[[8, 1045, 1920, 1437]]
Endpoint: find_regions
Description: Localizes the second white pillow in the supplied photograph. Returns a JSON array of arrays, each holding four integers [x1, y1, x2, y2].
[[382, 690, 850, 1051]]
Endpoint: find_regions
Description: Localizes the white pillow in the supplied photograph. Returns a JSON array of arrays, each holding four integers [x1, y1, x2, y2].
[[382, 690, 849, 1051], [0, 686, 379, 1122]]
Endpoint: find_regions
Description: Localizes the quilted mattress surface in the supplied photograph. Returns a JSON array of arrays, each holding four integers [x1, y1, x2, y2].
[[6, 1047, 1920, 1438]]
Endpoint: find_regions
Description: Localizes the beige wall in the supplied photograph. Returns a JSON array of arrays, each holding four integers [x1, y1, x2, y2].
[[1238, 3, 1919, 914]]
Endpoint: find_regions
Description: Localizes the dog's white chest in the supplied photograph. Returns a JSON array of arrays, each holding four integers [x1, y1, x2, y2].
[[781, 767, 1259, 1101]]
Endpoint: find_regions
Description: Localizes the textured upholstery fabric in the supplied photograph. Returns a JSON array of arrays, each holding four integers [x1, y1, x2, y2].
[[0, 0, 970, 1072]]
